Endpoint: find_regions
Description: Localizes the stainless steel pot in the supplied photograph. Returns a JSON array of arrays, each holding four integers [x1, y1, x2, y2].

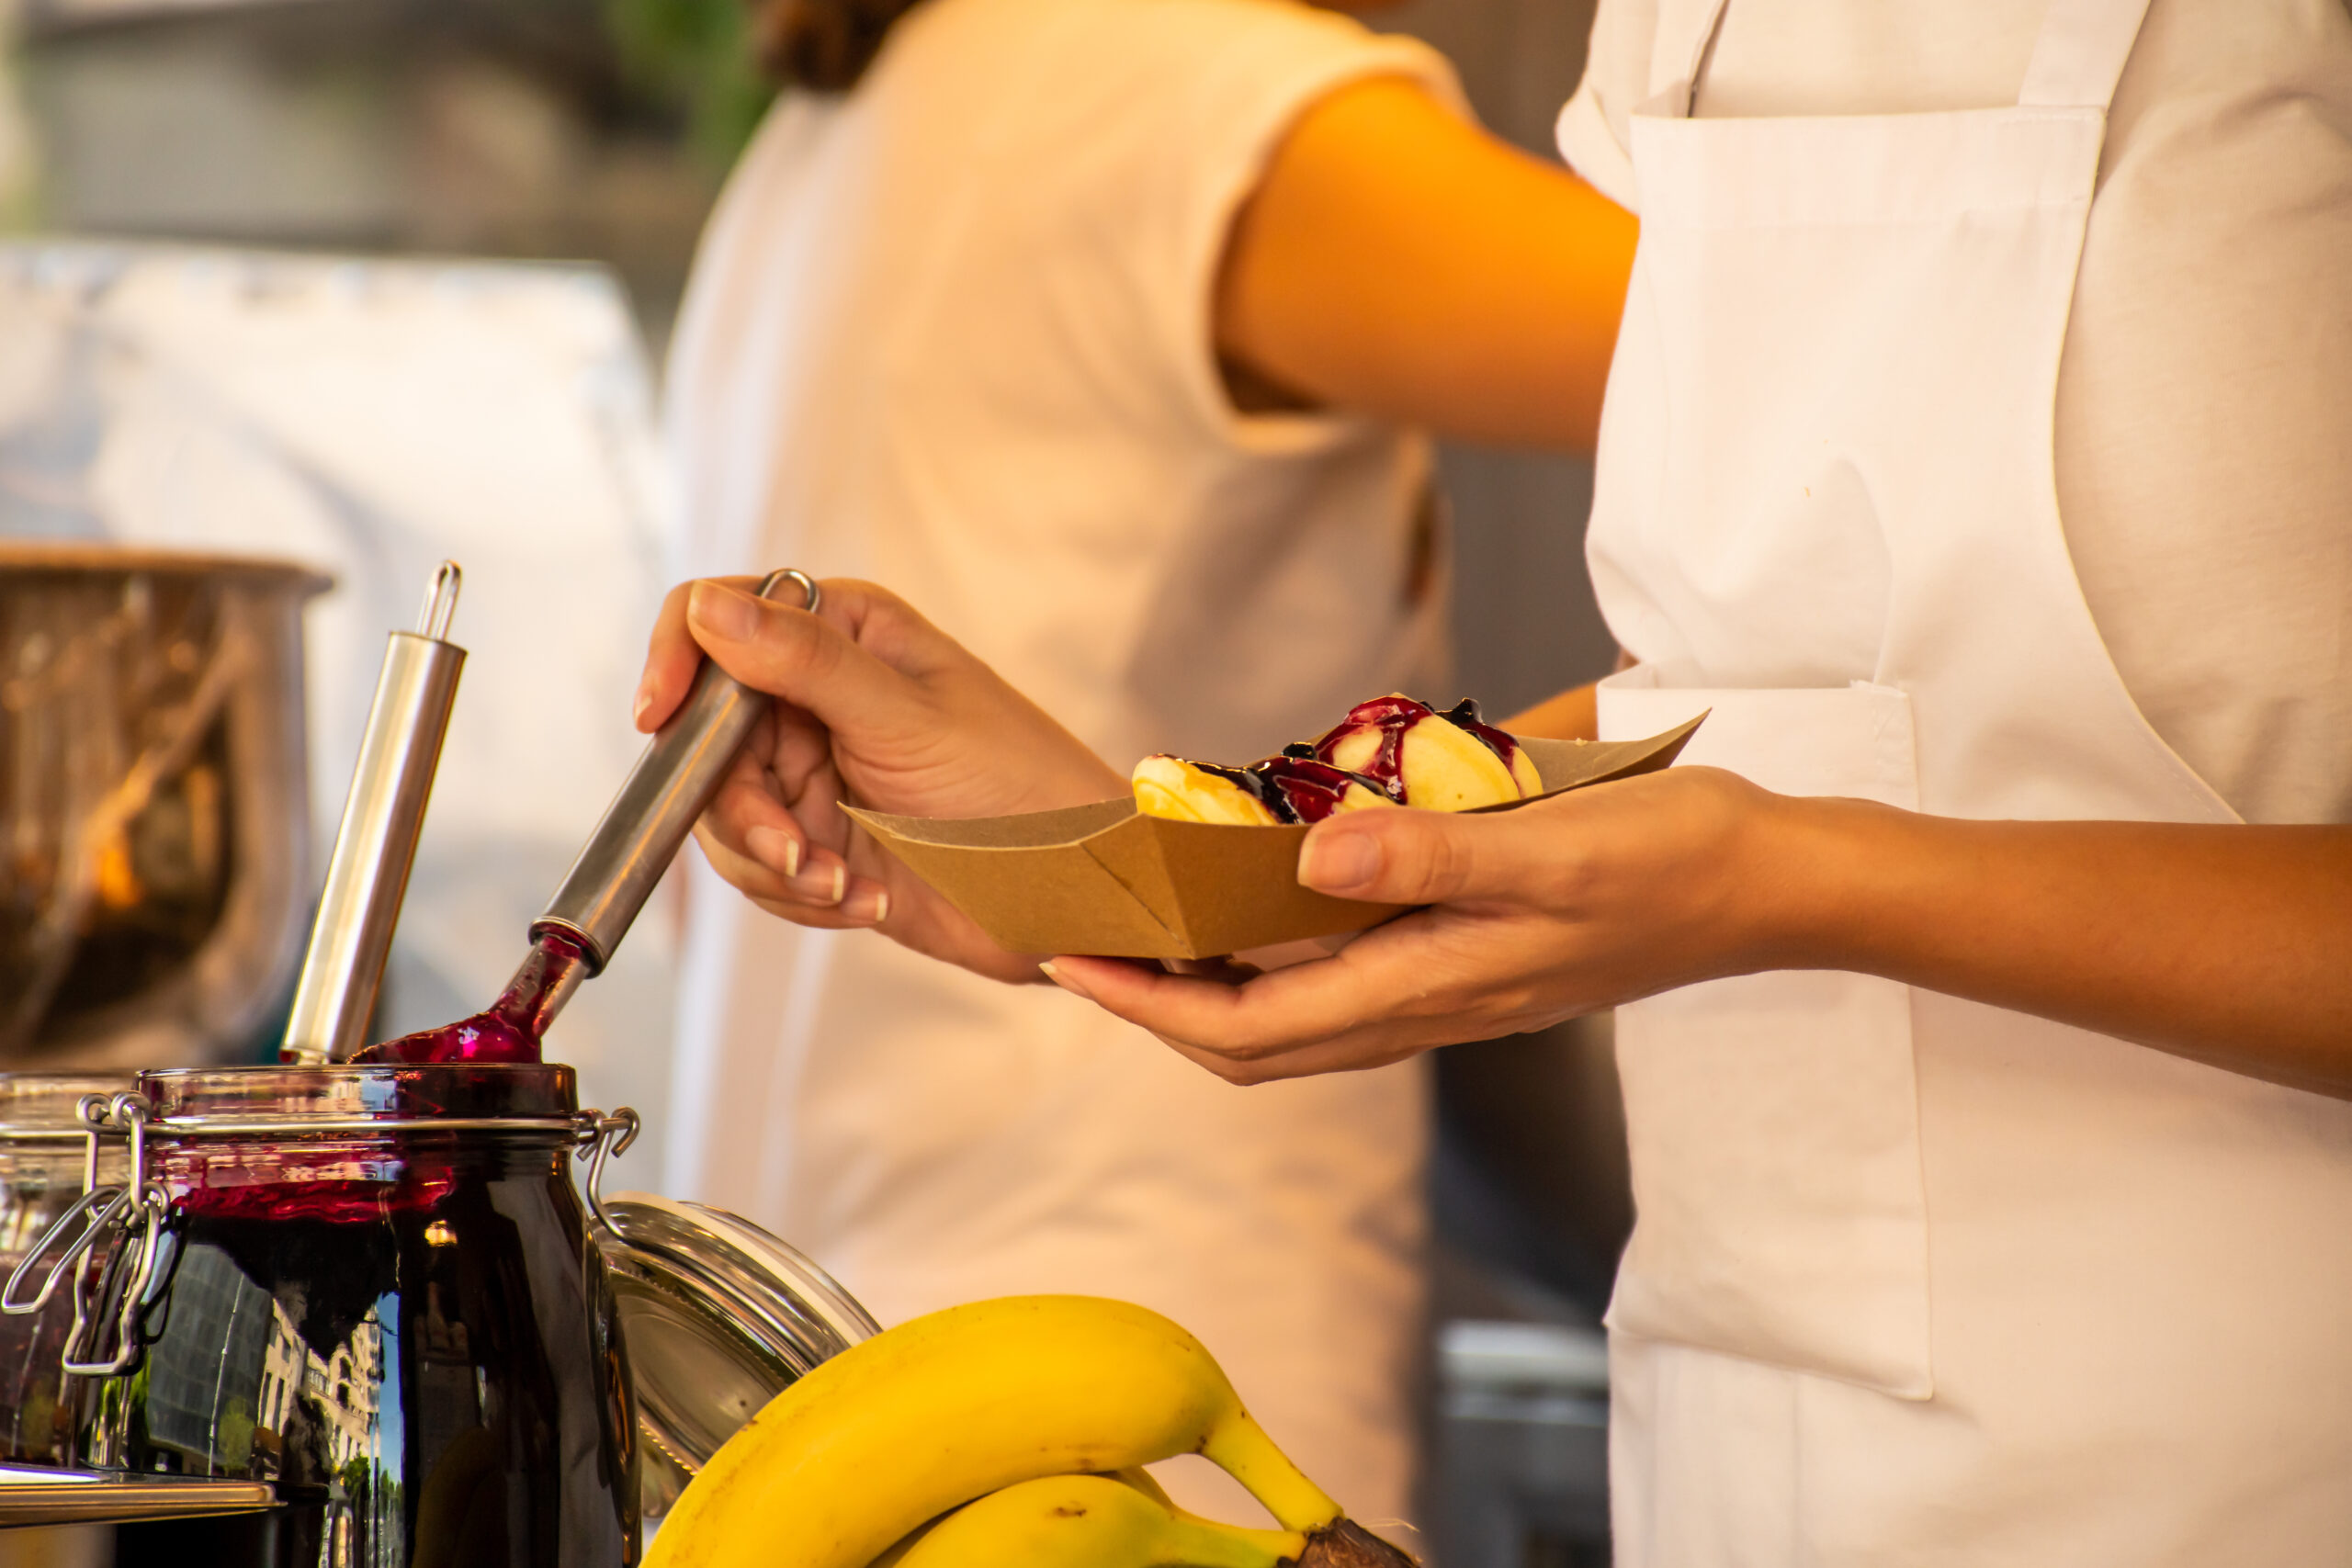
[[0, 545, 330, 1066]]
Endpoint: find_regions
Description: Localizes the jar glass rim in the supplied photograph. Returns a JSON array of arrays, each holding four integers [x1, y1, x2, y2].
[[140, 1063, 578, 1126]]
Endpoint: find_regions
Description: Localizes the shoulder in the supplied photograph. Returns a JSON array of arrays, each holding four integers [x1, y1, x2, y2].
[[890, 0, 1457, 118]]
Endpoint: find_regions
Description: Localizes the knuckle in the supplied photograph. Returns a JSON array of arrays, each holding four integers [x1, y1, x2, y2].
[[1214, 1055, 1274, 1088], [1400, 818, 1476, 901]]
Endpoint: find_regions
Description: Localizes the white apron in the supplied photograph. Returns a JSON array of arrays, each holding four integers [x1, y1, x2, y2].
[[1584, 0, 2352, 1561]]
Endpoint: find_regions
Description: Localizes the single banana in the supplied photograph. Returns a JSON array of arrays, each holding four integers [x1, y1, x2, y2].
[[645, 1295, 1340, 1568], [891, 1473, 1305, 1568]]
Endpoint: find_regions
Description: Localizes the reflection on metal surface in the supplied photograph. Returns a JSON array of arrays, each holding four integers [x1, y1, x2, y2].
[[0, 1461, 274, 1527], [0, 547, 328, 1066], [281, 565, 467, 1066], [536, 570, 817, 977], [63, 1065, 636, 1568], [593, 1190, 874, 1533]]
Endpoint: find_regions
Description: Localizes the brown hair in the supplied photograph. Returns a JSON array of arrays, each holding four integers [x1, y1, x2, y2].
[[751, 0, 927, 91]]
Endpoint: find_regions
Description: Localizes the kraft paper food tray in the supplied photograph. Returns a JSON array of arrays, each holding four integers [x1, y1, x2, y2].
[[842, 715, 1706, 961]]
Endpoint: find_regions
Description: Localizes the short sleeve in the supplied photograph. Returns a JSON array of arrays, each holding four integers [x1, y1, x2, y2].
[[1555, 0, 1657, 212], [1114, 0, 1470, 449], [914, 0, 1465, 454]]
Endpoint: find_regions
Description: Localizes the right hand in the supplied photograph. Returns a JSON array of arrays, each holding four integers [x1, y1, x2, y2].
[[636, 577, 1124, 984]]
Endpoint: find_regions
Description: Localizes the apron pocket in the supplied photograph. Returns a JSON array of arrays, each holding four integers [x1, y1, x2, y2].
[[1596, 672, 1933, 1399]]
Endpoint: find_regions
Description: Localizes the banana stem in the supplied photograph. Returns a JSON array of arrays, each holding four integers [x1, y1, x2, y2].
[[1164, 1517, 1308, 1568], [1200, 1415, 1342, 1532], [1298, 1519, 1419, 1568]]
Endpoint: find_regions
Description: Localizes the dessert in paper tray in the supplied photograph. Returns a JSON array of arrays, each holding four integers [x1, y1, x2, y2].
[[844, 698, 1706, 961]]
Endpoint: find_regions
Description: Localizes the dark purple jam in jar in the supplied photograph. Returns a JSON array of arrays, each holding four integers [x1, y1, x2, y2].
[[96, 1066, 635, 1567]]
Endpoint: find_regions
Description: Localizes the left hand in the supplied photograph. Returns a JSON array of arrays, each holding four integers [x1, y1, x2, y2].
[[1045, 766, 1807, 1083]]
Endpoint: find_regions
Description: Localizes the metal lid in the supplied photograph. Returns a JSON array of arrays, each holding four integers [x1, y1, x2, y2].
[[594, 1192, 878, 1527]]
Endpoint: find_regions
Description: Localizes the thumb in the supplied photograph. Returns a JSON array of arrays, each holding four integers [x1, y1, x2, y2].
[[685, 579, 917, 728], [1297, 807, 1537, 905]]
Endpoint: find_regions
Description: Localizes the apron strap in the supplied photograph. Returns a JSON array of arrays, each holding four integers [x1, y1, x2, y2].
[[1646, 0, 2154, 121], [2018, 0, 2156, 110]]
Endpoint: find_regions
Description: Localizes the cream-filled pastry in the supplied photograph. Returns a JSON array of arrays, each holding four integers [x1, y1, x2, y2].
[[1129, 755, 1284, 825], [1130, 695, 1542, 825], [1299, 694, 1542, 811]]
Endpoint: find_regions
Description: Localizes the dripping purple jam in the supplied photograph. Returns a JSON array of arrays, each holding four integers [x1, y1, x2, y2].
[[1252, 756, 1386, 824], [352, 929, 591, 1066], [1193, 756, 1390, 826], [1437, 697, 1527, 775], [1297, 694, 1522, 800], [1297, 694, 1419, 798]]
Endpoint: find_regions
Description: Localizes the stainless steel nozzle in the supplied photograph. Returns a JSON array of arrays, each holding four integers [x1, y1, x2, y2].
[[534, 570, 818, 975], [281, 562, 466, 1065]]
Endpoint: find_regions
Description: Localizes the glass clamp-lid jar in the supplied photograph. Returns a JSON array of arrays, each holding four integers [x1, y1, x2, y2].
[[17, 1064, 639, 1568]]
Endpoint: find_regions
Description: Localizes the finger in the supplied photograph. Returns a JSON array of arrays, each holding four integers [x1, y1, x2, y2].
[[706, 736, 809, 871], [1295, 804, 1567, 906], [1153, 1028, 1427, 1086], [694, 789, 855, 904], [839, 875, 890, 926], [745, 892, 890, 931], [636, 575, 765, 731], [698, 795, 857, 908], [1044, 951, 1389, 1062], [685, 580, 933, 736], [1041, 954, 1436, 1084]]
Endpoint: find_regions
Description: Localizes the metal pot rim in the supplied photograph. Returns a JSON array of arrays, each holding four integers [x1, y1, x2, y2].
[[0, 542, 332, 595]]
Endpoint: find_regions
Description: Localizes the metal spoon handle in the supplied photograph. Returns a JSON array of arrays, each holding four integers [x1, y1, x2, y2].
[[283, 563, 465, 1065], [533, 570, 818, 974]]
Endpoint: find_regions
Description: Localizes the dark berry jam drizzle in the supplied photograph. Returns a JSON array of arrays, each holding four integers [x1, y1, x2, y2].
[[353, 929, 591, 1066], [1440, 697, 1527, 775], [1192, 760, 1287, 818], [1198, 756, 1389, 826], [1306, 694, 1419, 799], [1252, 756, 1380, 824], [1297, 694, 1525, 803]]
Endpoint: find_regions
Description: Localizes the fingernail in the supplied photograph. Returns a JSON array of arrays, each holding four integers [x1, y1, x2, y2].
[[688, 581, 760, 643], [1299, 830, 1380, 894], [786, 863, 847, 905], [842, 885, 888, 925], [1039, 960, 1094, 1000], [630, 680, 653, 728], [746, 826, 800, 877]]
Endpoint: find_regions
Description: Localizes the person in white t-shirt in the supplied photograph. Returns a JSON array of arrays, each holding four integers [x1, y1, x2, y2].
[[659, 0, 1634, 1526], [648, 0, 2352, 1560]]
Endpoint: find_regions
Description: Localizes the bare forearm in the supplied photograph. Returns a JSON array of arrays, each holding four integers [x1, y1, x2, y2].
[[1502, 682, 1599, 741], [1216, 78, 1636, 450], [1772, 799, 2352, 1097]]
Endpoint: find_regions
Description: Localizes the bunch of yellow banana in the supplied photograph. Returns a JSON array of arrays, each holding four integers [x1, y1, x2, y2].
[[643, 1294, 1415, 1568], [875, 1472, 1303, 1568]]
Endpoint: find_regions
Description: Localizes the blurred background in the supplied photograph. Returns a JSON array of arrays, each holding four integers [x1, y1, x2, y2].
[[0, 0, 1623, 1559]]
